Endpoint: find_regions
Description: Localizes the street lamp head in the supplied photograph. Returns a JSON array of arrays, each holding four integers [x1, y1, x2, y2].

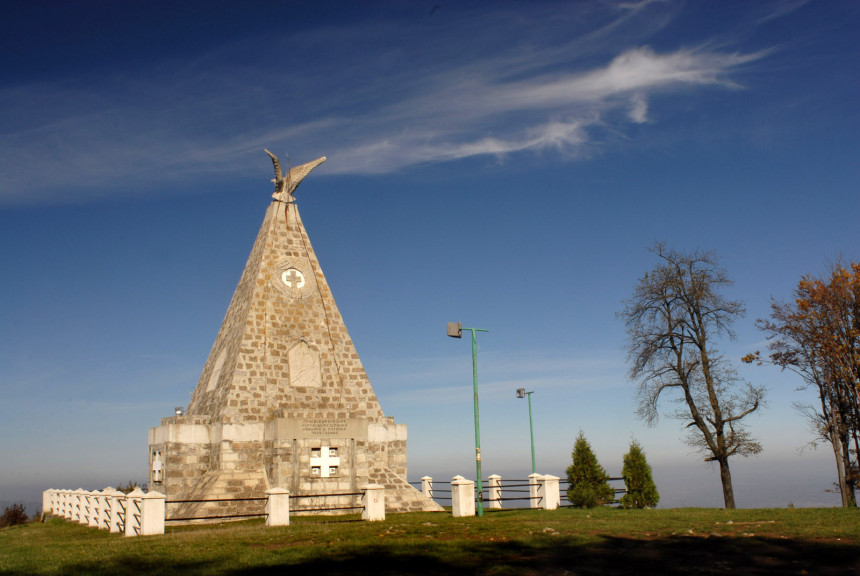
[[516, 388, 525, 399], [447, 322, 463, 338]]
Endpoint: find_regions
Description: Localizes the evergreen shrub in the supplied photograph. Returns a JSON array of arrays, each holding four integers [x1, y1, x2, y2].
[[566, 431, 614, 508], [620, 441, 659, 509]]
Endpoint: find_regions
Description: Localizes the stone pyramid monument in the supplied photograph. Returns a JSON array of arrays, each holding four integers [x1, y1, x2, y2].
[[148, 152, 441, 517]]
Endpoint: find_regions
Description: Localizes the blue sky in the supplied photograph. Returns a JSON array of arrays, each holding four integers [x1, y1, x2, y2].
[[2, 0, 859, 509]]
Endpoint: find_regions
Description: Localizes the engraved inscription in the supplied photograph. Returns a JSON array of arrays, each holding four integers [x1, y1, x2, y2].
[[300, 419, 349, 437]]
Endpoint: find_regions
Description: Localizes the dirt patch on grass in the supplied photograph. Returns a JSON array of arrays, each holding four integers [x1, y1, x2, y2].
[[247, 539, 318, 549]]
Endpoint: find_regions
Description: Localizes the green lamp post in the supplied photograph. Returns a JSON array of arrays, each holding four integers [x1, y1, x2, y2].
[[516, 388, 536, 475], [447, 321, 488, 517]]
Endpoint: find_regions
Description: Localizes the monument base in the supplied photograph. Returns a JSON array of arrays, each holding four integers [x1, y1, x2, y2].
[[148, 416, 442, 517]]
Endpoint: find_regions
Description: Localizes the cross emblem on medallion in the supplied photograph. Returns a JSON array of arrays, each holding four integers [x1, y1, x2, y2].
[[281, 268, 306, 290]]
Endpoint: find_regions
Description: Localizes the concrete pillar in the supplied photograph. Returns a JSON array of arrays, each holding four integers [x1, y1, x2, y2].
[[103, 488, 125, 534], [50, 489, 59, 516], [421, 476, 433, 499], [87, 490, 101, 527], [528, 474, 543, 509], [124, 487, 146, 537], [63, 490, 73, 520], [139, 491, 166, 536], [451, 477, 475, 517], [361, 484, 385, 522], [42, 489, 54, 515], [540, 475, 560, 510], [68, 490, 77, 522], [96, 487, 112, 530], [265, 488, 290, 527], [81, 490, 94, 525], [73, 489, 86, 523], [487, 475, 502, 510]]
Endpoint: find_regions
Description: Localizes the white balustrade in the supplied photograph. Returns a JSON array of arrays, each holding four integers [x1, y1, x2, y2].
[[451, 476, 476, 517], [106, 489, 126, 533], [44, 478, 392, 535], [487, 474, 502, 510], [539, 475, 560, 510], [138, 491, 166, 536], [87, 491, 101, 528], [361, 484, 385, 522], [124, 487, 146, 536], [421, 476, 433, 499], [529, 473, 543, 509], [73, 489, 86, 523], [265, 488, 290, 526]]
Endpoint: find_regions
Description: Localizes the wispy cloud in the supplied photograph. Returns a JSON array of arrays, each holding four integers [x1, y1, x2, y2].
[[322, 45, 763, 173], [0, 2, 767, 205], [375, 349, 626, 406], [755, 0, 813, 25]]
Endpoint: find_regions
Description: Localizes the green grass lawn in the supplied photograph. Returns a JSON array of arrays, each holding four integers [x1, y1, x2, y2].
[[2, 507, 858, 575]]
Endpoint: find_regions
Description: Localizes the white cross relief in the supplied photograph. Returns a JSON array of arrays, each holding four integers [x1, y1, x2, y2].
[[310, 446, 340, 478], [152, 451, 163, 482], [281, 268, 306, 289]]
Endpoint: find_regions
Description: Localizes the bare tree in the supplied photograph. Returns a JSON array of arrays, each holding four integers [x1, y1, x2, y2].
[[620, 244, 765, 509]]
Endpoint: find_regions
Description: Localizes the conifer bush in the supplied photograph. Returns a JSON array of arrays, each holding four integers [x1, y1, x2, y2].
[[620, 441, 659, 509], [566, 432, 614, 508]]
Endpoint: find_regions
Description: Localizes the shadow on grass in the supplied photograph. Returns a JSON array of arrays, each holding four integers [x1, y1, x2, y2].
[[5, 535, 858, 575]]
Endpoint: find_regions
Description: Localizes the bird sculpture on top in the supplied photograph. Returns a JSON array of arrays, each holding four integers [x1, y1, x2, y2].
[[265, 149, 327, 203]]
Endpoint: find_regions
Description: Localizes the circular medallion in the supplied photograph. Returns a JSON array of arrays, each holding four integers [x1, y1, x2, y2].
[[272, 259, 316, 299]]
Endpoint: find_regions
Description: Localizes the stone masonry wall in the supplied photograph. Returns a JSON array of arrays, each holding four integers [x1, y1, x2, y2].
[[151, 190, 442, 515]]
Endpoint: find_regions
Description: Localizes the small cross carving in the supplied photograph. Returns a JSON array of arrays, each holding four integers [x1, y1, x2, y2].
[[281, 268, 306, 290]]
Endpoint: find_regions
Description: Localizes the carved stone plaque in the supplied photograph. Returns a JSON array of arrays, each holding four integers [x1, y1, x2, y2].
[[289, 342, 322, 388]]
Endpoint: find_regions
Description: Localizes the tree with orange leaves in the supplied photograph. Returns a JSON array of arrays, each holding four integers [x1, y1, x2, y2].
[[749, 262, 860, 507]]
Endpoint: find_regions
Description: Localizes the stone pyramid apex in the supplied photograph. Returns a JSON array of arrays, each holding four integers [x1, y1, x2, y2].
[[186, 154, 382, 424]]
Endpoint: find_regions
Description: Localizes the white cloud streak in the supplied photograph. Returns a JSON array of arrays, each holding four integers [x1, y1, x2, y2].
[[0, 3, 767, 205], [374, 349, 626, 407]]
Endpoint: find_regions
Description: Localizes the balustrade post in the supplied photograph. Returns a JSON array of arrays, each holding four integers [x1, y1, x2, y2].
[[420, 476, 433, 499], [528, 473, 543, 509], [265, 488, 290, 526], [51, 489, 60, 517], [87, 490, 101, 527], [124, 487, 146, 537], [81, 490, 94, 525], [540, 475, 560, 510], [103, 488, 125, 533], [73, 489, 86, 523], [69, 489, 78, 522], [487, 475, 502, 510], [42, 489, 54, 516], [95, 488, 111, 529], [361, 484, 385, 521], [139, 491, 166, 536], [62, 490, 72, 519], [451, 476, 476, 517]]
